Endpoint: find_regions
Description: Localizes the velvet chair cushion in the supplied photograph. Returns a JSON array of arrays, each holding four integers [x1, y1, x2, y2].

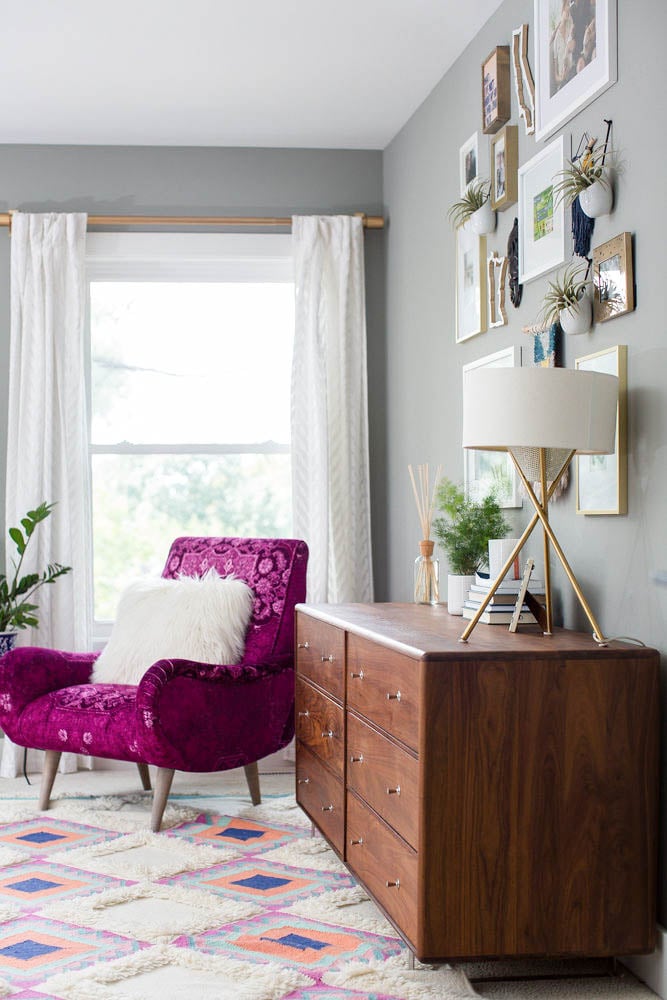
[[91, 569, 253, 686]]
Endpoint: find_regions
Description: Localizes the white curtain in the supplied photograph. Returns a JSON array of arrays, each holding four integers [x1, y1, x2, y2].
[[291, 215, 373, 603], [6, 212, 92, 651]]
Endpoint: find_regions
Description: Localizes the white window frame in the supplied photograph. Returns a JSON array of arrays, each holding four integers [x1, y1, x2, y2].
[[85, 232, 294, 638]]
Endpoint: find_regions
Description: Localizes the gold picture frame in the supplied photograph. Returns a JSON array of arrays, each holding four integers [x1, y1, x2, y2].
[[575, 345, 627, 516], [481, 46, 511, 134], [593, 232, 634, 323], [490, 125, 518, 211]]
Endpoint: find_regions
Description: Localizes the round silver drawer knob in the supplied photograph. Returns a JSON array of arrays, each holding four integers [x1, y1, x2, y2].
[[386, 691, 402, 702], [349, 837, 364, 845], [321, 730, 334, 739], [386, 786, 401, 795], [321, 804, 334, 812], [321, 654, 335, 663], [385, 879, 401, 888], [297, 641, 310, 649]]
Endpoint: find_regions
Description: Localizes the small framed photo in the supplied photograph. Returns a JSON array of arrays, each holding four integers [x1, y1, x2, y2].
[[459, 132, 480, 195], [575, 345, 627, 515], [490, 125, 518, 211], [481, 46, 511, 134], [456, 225, 487, 343], [462, 346, 522, 508], [593, 232, 634, 323], [517, 136, 565, 284], [534, 0, 618, 141]]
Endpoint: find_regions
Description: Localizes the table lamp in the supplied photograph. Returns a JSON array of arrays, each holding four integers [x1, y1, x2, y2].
[[460, 366, 619, 644]]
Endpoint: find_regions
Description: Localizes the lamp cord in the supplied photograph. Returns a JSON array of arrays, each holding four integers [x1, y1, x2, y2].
[[595, 634, 647, 647]]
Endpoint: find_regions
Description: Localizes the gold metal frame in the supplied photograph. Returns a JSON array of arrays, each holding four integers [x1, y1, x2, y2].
[[575, 345, 627, 515]]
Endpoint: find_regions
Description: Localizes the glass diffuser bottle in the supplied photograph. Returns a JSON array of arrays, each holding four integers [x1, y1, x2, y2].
[[414, 539, 439, 605]]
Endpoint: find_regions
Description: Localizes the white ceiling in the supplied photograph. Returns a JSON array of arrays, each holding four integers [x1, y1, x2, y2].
[[1, 0, 504, 149]]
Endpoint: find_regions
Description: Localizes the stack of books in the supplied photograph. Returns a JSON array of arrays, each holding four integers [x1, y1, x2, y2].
[[461, 571, 546, 625]]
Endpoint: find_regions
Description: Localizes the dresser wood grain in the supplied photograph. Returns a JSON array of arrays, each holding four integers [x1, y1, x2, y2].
[[295, 603, 659, 963]]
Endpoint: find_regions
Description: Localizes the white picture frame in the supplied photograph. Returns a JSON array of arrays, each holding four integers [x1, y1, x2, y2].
[[459, 132, 480, 195], [534, 0, 617, 142], [456, 225, 487, 344], [575, 345, 627, 515], [462, 346, 522, 508], [518, 136, 565, 284]]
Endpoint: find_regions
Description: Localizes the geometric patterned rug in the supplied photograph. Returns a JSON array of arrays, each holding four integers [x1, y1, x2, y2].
[[0, 794, 476, 999]]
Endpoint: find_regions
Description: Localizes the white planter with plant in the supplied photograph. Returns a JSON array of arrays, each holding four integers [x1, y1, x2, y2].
[[540, 263, 593, 336], [433, 479, 509, 616], [448, 180, 496, 235], [553, 140, 613, 220]]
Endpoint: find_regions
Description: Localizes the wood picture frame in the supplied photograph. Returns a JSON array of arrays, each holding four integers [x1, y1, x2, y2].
[[512, 23, 536, 134], [482, 46, 511, 134], [459, 132, 480, 196], [517, 136, 565, 284], [490, 125, 518, 211], [456, 225, 487, 343], [593, 231, 634, 323], [462, 346, 522, 508], [575, 345, 627, 515], [534, 0, 618, 141], [488, 252, 508, 328]]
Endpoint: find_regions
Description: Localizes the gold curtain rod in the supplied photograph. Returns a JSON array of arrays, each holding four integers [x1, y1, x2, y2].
[[0, 211, 384, 231]]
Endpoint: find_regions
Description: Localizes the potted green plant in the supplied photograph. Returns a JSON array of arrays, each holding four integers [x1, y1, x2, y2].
[[433, 479, 509, 615], [553, 140, 613, 218], [448, 179, 496, 235], [539, 262, 593, 336], [0, 502, 71, 655]]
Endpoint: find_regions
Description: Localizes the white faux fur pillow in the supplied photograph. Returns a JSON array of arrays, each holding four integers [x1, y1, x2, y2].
[[91, 569, 254, 686]]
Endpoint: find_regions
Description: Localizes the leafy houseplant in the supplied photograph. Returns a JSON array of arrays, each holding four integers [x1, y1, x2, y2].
[[447, 179, 494, 233], [539, 262, 592, 336], [0, 502, 71, 639]]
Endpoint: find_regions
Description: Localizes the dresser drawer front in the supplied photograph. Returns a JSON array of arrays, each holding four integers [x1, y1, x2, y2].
[[296, 613, 345, 701], [346, 713, 419, 849], [296, 741, 344, 854], [346, 792, 418, 943], [295, 676, 344, 778], [347, 635, 420, 750]]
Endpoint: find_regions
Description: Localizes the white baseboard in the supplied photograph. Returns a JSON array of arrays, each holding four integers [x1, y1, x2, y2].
[[622, 926, 667, 999]]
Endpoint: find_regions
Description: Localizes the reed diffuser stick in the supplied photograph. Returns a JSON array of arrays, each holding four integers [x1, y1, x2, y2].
[[408, 463, 442, 604]]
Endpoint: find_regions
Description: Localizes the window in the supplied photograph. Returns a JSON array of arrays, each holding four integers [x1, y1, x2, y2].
[[86, 233, 294, 625]]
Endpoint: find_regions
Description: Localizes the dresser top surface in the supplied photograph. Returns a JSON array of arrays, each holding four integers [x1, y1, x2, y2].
[[297, 603, 658, 661]]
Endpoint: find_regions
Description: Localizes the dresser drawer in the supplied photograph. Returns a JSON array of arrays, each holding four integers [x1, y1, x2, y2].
[[296, 741, 344, 854], [296, 612, 345, 701], [346, 713, 419, 850], [346, 791, 418, 944], [295, 675, 345, 779], [347, 634, 420, 751]]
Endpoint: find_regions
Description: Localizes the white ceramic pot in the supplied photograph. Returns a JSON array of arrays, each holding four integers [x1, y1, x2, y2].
[[447, 574, 474, 616], [559, 295, 592, 336], [470, 201, 496, 236], [579, 175, 613, 218]]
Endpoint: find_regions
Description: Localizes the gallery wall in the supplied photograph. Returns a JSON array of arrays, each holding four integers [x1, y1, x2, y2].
[[382, 0, 667, 919]]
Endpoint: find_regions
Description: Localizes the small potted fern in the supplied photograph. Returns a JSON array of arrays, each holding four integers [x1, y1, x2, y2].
[[553, 139, 612, 219], [539, 262, 592, 336], [448, 179, 496, 235]]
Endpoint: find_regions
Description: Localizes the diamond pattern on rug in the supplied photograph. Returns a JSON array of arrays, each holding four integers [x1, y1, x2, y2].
[[175, 814, 297, 851], [0, 818, 115, 855], [0, 862, 131, 912], [56, 830, 235, 879]]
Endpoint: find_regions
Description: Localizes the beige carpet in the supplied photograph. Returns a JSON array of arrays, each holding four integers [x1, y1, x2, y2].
[[0, 756, 659, 1000]]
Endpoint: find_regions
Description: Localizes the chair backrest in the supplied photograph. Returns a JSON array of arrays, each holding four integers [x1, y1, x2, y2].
[[162, 537, 308, 665]]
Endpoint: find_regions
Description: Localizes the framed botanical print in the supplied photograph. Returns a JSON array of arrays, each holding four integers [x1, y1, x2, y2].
[[456, 225, 487, 343], [593, 232, 634, 323], [490, 125, 518, 210], [481, 46, 511, 134], [575, 345, 627, 515], [462, 347, 522, 508], [534, 0, 618, 141], [517, 136, 565, 283], [459, 132, 480, 195]]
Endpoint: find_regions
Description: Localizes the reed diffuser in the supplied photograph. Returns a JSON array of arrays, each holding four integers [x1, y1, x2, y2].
[[408, 463, 442, 605]]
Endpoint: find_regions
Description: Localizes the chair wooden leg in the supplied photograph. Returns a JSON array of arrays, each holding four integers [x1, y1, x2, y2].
[[244, 761, 261, 805], [137, 763, 152, 791], [151, 767, 175, 832], [39, 751, 61, 810]]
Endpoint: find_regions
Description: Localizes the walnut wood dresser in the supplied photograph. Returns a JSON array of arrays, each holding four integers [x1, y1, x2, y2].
[[294, 602, 659, 964]]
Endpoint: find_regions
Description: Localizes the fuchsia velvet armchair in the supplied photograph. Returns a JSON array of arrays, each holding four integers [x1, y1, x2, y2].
[[0, 537, 308, 831]]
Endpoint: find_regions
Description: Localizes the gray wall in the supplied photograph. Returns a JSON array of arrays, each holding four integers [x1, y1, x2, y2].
[[0, 144, 388, 591], [383, 0, 667, 919]]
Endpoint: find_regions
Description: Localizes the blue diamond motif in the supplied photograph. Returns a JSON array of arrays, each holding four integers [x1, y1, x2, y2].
[[0, 938, 61, 960], [5, 877, 61, 894], [17, 831, 65, 844], [266, 932, 328, 951], [220, 826, 264, 842], [232, 873, 291, 891]]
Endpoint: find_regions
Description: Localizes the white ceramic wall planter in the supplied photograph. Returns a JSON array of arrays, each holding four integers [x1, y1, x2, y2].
[[470, 201, 496, 236], [579, 173, 613, 218], [559, 294, 592, 336]]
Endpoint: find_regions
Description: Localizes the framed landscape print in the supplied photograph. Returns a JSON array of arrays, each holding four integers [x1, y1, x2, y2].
[[462, 347, 522, 508], [481, 46, 511, 134], [534, 0, 618, 141], [593, 231, 634, 323], [575, 345, 627, 515], [490, 125, 518, 210], [518, 136, 565, 283], [459, 132, 480, 195], [456, 225, 487, 343]]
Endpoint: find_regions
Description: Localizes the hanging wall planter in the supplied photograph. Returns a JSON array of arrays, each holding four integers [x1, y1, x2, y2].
[[470, 199, 496, 235], [559, 294, 593, 336], [579, 170, 614, 218], [540, 263, 593, 337], [448, 179, 495, 234]]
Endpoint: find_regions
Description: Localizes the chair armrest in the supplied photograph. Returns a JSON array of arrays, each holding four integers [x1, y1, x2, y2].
[[137, 652, 294, 697], [0, 647, 98, 717]]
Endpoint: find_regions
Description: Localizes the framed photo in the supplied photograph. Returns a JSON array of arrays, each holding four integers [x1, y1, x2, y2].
[[512, 24, 536, 134], [575, 345, 627, 515], [534, 0, 618, 141], [481, 46, 511, 134], [462, 347, 522, 508], [593, 232, 634, 323], [456, 225, 487, 343], [459, 132, 480, 195], [518, 136, 565, 284], [488, 252, 508, 328], [490, 125, 518, 211]]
